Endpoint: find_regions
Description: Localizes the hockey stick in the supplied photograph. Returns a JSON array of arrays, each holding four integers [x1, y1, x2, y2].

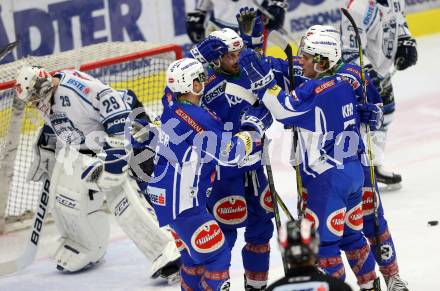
[[341, 8, 383, 263], [262, 136, 290, 274], [0, 41, 18, 62], [0, 175, 51, 275], [267, 30, 304, 218]]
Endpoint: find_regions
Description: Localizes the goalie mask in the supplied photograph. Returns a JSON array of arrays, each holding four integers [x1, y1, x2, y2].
[[15, 65, 54, 114], [298, 32, 341, 73], [278, 219, 319, 266], [166, 58, 206, 95]]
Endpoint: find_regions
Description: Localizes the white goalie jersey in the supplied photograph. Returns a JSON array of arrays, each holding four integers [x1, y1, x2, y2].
[[341, 0, 412, 76], [43, 69, 130, 151]]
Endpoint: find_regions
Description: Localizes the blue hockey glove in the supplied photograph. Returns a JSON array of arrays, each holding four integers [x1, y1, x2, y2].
[[236, 7, 264, 49], [241, 103, 273, 136], [357, 103, 383, 131], [186, 11, 206, 43], [260, 0, 288, 30], [190, 36, 229, 65], [395, 36, 418, 71], [239, 48, 276, 95]]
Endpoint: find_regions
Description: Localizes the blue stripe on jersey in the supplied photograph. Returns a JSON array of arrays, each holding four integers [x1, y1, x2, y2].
[[59, 84, 100, 112]]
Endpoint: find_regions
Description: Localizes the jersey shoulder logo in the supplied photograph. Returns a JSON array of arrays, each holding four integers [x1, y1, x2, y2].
[[314, 79, 336, 95], [64, 77, 90, 97], [175, 108, 204, 133]]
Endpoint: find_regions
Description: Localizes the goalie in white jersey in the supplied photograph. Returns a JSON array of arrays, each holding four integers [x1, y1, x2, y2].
[[14, 66, 181, 282], [340, 0, 418, 190]]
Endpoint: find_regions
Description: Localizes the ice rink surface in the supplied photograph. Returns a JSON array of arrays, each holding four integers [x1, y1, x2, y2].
[[1, 33, 439, 290]]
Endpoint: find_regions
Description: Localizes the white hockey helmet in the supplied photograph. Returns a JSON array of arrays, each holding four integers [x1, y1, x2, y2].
[[299, 32, 341, 69], [15, 65, 54, 110], [166, 58, 206, 95], [305, 25, 341, 44], [209, 28, 244, 53]]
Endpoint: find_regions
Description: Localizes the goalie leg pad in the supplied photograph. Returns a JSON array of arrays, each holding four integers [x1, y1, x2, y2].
[[51, 150, 110, 272], [50, 147, 110, 272], [106, 179, 180, 278]]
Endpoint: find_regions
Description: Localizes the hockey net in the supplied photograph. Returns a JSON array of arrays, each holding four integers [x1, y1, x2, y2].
[[0, 42, 182, 232]]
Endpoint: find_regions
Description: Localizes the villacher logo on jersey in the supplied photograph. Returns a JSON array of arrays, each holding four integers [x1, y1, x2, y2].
[[327, 208, 346, 236], [213, 196, 247, 225], [191, 220, 225, 253], [362, 187, 379, 216], [260, 187, 274, 213], [346, 203, 363, 231]]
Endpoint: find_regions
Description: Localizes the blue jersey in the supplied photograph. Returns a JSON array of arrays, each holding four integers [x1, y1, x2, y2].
[[202, 56, 306, 132], [261, 76, 362, 177], [147, 90, 262, 226]]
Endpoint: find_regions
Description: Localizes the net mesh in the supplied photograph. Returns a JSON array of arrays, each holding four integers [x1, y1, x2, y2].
[[0, 41, 180, 221]]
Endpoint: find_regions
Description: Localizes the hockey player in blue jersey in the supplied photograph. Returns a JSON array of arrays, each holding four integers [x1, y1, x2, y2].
[[191, 27, 275, 290], [142, 58, 273, 290], [187, 9, 307, 288], [238, 32, 383, 290], [304, 25, 410, 291]]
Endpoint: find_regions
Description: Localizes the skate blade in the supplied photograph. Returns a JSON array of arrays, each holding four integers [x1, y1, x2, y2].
[[378, 182, 402, 192], [165, 272, 181, 285]]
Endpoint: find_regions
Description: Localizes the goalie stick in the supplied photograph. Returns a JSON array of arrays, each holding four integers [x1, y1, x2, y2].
[[0, 175, 51, 275], [341, 7, 383, 264], [267, 30, 305, 218]]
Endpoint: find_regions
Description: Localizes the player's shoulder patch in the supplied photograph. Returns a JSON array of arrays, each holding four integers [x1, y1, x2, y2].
[[205, 73, 217, 86], [61, 75, 91, 97], [363, 0, 378, 28], [314, 79, 336, 95], [175, 107, 204, 133], [346, 66, 361, 78]]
